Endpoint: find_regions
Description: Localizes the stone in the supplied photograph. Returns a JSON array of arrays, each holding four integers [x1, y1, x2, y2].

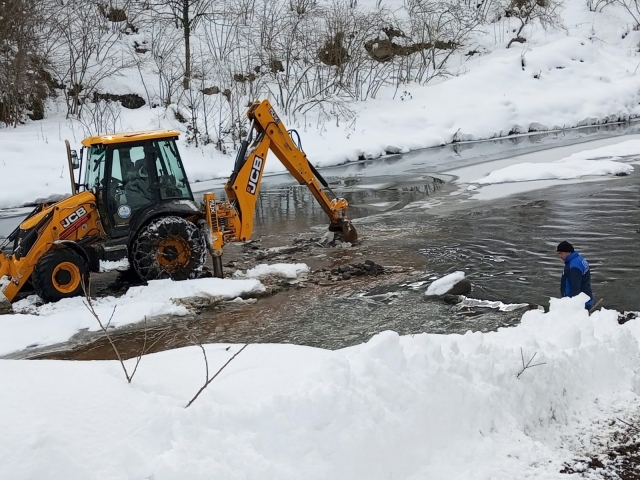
[[92, 92, 146, 109], [445, 278, 472, 296], [0, 298, 11, 315], [442, 294, 464, 305]]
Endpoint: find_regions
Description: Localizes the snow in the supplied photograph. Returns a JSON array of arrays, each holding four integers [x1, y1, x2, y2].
[[1, 295, 640, 478], [473, 157, 633, 185], [99, 258, 130, 272], [0, 277, 265, 356], [468, 139, 640, 186], [238, 263, 310, 279], [446, 136, 640, 200], [425, 271, 466, 296]]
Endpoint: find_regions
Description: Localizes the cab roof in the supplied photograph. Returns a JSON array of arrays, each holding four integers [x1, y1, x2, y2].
[[81, 130, 181, 147]]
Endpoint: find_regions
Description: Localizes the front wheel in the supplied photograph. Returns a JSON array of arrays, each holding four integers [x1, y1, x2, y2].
[[130, 216, 206, 281], [32, 249, 88, 302]]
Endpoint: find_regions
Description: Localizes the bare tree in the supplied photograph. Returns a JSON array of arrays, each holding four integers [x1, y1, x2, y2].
[[77, 100, 123, 137], [404, 0, 482, 83], [82, 278, 143, 384], [615, 0, 640, 27], [47, 0, 135, 117], [185, 341, 248, 408], [0, 0, 50, 127], [148, 23, 184, 106], [147, 0, 216, 89], [502, 0, 563, 48], [318, 1, 395, 102]]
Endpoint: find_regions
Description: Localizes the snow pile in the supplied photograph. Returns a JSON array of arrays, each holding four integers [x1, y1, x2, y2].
[[1, 295, 640, 478], [99, 259, 130, 272], [0, 277, 264, 356], [239, 263, 310, 279], [473, 158, 633, 185], [425, 271, 466, 296]]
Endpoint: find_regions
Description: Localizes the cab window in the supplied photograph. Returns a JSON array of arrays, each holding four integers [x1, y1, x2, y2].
[[85, 145, 106, 190], [154, 139, 192, 200]]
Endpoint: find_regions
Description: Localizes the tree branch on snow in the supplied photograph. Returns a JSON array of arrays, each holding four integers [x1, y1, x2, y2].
[[182, 324, 248, 408], [516, 348, 546, 378], [82, 275, 151, 384]]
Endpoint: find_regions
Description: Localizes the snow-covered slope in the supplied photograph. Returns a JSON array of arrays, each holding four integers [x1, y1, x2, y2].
[[1, 0, 640, 209]]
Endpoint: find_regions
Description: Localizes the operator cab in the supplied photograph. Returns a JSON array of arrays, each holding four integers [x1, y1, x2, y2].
[[79, 131, 194, 237]]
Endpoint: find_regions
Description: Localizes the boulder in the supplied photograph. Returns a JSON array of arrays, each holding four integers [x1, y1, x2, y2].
[[445, 278, 472, 296], [0, 297, 11, 315]]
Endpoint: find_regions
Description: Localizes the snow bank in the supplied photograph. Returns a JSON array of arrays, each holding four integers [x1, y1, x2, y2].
[[239, 263, 310, 279], [1, 294, 640, 478], [473, 158, 633, 185], [425, 271, 466, 295], [0, 277, 265, 356]]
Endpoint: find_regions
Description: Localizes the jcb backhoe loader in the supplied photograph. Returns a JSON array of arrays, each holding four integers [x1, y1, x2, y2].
[[0, 99, 356, 307]]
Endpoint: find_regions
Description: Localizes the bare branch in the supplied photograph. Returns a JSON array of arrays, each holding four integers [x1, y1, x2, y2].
[[185, 344, 249, 408], [81, 275, 148, 384], [516, 348, 547, 378]]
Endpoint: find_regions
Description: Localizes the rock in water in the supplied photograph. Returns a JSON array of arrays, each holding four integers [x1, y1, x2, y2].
[[0, 296, 12, 315], [445, 278, 472, 296]]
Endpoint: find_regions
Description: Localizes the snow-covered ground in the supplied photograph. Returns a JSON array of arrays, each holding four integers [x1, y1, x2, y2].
[[1, 277, 264, 357], [0, 263, 312, 357], [2, 294, 639, 479]]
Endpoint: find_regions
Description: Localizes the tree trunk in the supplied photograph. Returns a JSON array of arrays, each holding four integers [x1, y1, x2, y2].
[[183, 1, 191, 90]]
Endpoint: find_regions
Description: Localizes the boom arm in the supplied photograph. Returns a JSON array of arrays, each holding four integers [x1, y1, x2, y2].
[[205, 99, 356, 253]]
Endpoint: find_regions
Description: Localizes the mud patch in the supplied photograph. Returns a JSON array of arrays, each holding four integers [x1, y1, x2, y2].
[[561, 416, 640, 479]]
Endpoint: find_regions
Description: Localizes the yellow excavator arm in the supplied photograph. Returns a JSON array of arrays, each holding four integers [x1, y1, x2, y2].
[[204, 99, 356, 259]]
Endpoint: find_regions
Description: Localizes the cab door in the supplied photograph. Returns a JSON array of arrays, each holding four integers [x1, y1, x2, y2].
[[104, 141, 159, 237]]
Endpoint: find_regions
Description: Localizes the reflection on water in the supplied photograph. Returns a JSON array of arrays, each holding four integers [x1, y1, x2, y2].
[[194, 176, 445, 235]]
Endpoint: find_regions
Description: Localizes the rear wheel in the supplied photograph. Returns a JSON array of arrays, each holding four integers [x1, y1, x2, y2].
[[130, 216, 206, 281], [32, 249, 88, 302]]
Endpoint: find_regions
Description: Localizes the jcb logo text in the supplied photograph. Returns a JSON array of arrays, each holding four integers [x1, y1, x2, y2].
[[246, 156, 263, 194], [61, 206, 87, 229]]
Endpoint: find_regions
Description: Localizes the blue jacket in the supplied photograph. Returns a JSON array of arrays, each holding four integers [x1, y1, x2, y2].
[[561, 251, 594, 308]]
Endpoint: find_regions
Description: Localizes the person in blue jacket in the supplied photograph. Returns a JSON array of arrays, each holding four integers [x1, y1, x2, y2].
[[556, 241, 594, 309]]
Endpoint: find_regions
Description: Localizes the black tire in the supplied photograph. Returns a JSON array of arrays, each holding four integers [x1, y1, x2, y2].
[[32, 249, 88, 303], [130, 216, 206, 281]]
